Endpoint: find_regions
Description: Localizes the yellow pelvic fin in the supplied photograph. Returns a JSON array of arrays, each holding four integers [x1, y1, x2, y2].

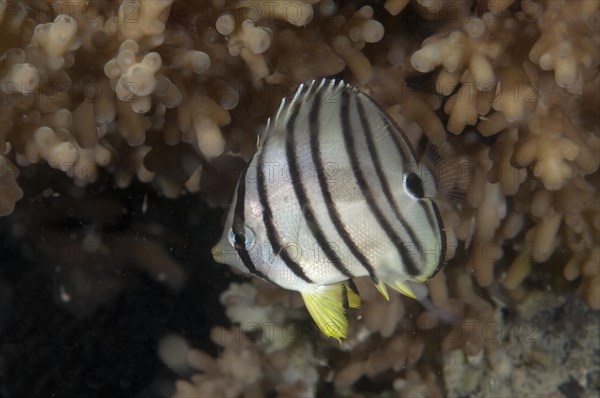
[[344, 283, 361, 309], [391, 280, 417, 299], [301, 284, 350, 343], [375, 281, 390, 301]]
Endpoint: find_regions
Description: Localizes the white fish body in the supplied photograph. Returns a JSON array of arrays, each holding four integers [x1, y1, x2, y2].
[[213, 79, 446, 341]]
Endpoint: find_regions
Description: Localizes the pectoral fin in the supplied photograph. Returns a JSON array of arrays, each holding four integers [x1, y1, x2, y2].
[[301, 284, 350, 343]]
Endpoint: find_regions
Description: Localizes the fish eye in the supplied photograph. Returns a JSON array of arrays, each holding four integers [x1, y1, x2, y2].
[[228, 225, 256, 250], [404, 172, 425, 199]]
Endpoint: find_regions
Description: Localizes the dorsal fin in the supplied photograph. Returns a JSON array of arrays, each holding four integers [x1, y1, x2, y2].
[[271, 79, 362, 125]]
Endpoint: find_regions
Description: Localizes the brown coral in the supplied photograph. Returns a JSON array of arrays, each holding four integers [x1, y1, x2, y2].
[[0, 0, 388, 207]]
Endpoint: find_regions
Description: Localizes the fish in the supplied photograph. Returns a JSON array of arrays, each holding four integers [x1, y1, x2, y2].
[[212, 79, 449, 342]]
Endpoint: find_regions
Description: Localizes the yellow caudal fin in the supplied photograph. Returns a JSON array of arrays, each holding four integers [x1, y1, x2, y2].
[[301, 284, 350, 343]]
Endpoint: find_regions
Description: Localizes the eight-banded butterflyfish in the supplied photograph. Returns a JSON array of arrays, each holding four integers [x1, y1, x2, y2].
[[212, 79, 448, 342]]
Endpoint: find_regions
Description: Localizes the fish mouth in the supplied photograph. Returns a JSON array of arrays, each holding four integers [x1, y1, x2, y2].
[[211, 244, 223, 263]]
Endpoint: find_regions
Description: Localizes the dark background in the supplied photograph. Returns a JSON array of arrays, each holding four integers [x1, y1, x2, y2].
[[0, 165, 235, 397]]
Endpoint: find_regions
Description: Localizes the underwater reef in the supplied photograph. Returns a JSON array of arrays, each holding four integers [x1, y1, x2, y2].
[[0, 0, 598, 397]]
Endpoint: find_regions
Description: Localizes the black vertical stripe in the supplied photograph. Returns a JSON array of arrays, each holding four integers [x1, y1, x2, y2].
[[373, 105, 439, 234], [340, 89, 421, 277], [309, 89, 378, 280], [286, 87, 353, 278], [231, 168, 269, 280], [232, 169, 248, 235], [422, 202, 438, 234], [371, 102, 414, 162], [256, 134, 313, 284], [429, 200, 447, 277], [385, 113, 413, 160], [356, 97, 425, 261]]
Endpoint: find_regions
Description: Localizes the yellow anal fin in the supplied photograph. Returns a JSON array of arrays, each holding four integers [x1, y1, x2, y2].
[[390, 280, 416, 299], [344, 282, 361, 309], [375, 280, 390, 301], [301, 284, 349, 343]]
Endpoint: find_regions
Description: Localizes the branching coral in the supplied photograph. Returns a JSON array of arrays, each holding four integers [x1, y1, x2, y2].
[[177, 268, 598, 398], [224, 19, 272, 81], [528, 0, 600, 93], [29, 14, 81, 73], [513, 74, 599, 190], [105, 40, 167, 114], [0, 0, 387, 207], [411, 12, 539, 134], [172, 278, 446, 397], [170, 281, 320, 398], [407, 0, 599, 308], [117, 0, 173, 43]]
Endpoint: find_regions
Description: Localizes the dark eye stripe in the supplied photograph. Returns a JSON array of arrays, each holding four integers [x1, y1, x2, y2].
[[232, 169, 247, 236], [231, 167, 266, 279]]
